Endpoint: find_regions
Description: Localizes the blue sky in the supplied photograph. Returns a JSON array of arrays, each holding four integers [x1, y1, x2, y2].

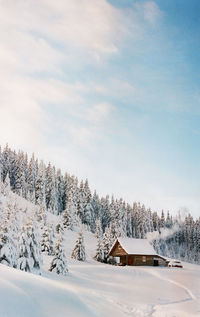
[[0, 0, 200, 217]]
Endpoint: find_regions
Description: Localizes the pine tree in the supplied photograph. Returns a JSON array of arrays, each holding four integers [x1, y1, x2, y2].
[[95, 219, 103, 239], [160, 210, 165, 229], [14, 151, 27, 197], [27, 154, 37, 202], [0, 231, 12, 266], [45, 164, 59, 214], [137, 203, 145, 238], [41, 225, 54, 255], [102, 226, 113, 263], [62, 191, 76, 230], [56, 169, 65, 214], [94, 219, 104, 262], [7, 150, 17, 190], [35, 161, 46, 206], [49, 236, 68, 275], [3, 173, 11, 196], [0, 146, 3, 182], [71, 231, 86, 261], [91, 190, 100, 221], [101, 195, 110, 231], [62, 172, 71, 210], [0, 221, 13, 266], [36, 203, 47, 229], [95, 238, 104, 262], [2, 144, 10, 182], [126, 204, 133, 237], [27, 221, 42, 271], [146, 208, 154, 233], [18, 225, 32, 272], [0, 201, 18, 267], [166, 211, 172, 228], [152, 211, 159, 232], [7, 201, 19, 268], [132, 202, 138, 238], [56, 218, 64, 235], [77, 180, 85, 222]]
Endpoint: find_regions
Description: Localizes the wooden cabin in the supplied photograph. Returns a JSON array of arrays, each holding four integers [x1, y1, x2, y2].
[[109, 238, 168, 266]]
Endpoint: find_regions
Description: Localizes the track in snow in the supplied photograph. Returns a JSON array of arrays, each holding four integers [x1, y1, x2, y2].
[[148, 269, 196, 301], [147, 268, 198, 317]]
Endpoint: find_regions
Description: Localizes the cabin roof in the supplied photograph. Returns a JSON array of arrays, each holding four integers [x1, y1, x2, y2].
[[110, 238, 157, 255]]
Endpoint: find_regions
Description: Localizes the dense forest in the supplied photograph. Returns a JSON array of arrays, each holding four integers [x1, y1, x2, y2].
[[0, 144, 199, 274]]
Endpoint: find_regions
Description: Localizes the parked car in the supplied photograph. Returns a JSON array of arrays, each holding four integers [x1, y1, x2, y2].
[[168, 260, 183, 268]]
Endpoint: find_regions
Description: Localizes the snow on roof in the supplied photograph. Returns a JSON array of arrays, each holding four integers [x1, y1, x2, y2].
[[117, 238, 157, 255]]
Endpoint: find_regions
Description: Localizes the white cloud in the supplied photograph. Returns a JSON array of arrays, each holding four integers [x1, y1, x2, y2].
[[0, 0, 121, 63], [63, 102, 115, 146], [134, 1, 162, 26], [0, 0, 125, 152], [43, 0, 120, 54], [86, 103, 115, 123], [89, 79, 138, 102], [68, 125, 96, 146], [64, 102, 115, 146], [0, 0, 166, 162], [143, 1, 162, 25]]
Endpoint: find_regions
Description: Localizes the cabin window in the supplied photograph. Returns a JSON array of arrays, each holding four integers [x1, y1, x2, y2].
[[142, 256, 146, 262]]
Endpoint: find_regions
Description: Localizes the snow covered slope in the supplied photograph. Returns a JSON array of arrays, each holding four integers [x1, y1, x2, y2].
[[0, 183, 199, 317], [0, 263, 95, 317], [0, 228, 199, 317]]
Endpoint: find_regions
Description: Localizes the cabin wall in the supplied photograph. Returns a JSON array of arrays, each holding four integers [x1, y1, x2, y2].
[[119, 255, 167, 266], [120, 256, 127, 265], [134, 255, 154, 266], [111, 242, 127, 257]]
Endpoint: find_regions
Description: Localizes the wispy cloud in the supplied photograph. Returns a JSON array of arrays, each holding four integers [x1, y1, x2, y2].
[[0, 0, 124, 150], [2, 0, 198, 218], [86, 103, 115, 123], [0, 0, 122, 65], [141, 1, 162, 25]]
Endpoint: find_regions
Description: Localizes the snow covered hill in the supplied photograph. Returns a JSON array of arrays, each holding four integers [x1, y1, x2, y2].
[[0, 228, 199, 317], [1, 144, 200, 265], [0, 178, 199, 317]]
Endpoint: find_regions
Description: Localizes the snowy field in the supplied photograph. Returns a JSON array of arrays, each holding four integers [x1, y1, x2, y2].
[[0, 230, 199, 317]]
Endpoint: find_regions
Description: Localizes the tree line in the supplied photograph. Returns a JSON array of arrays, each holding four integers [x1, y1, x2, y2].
[[0, 144, 199, 268]]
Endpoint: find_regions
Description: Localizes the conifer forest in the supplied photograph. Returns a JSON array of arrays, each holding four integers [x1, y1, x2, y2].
[[0, 144, 199, 276]]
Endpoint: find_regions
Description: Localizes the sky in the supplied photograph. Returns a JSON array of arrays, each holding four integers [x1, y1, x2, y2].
[[0, 0, 200, 218]]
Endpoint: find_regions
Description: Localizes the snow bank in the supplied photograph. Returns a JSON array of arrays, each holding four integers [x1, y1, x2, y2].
[[0, 264, 96, 317]]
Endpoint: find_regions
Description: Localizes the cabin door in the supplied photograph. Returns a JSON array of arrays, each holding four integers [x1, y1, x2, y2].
[[154, 260, 158, 266], [128, 256, 133, 265]]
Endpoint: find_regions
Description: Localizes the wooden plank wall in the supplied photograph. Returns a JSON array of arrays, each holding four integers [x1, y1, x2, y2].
[[119, 255, 167, 266]]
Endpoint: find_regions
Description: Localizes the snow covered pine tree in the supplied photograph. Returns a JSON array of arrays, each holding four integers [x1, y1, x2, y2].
[[71, 231, 86, 261], [49, 235, 68, 275]]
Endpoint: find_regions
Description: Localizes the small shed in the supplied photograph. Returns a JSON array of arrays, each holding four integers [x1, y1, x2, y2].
[[109, 238, 167, 266]]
